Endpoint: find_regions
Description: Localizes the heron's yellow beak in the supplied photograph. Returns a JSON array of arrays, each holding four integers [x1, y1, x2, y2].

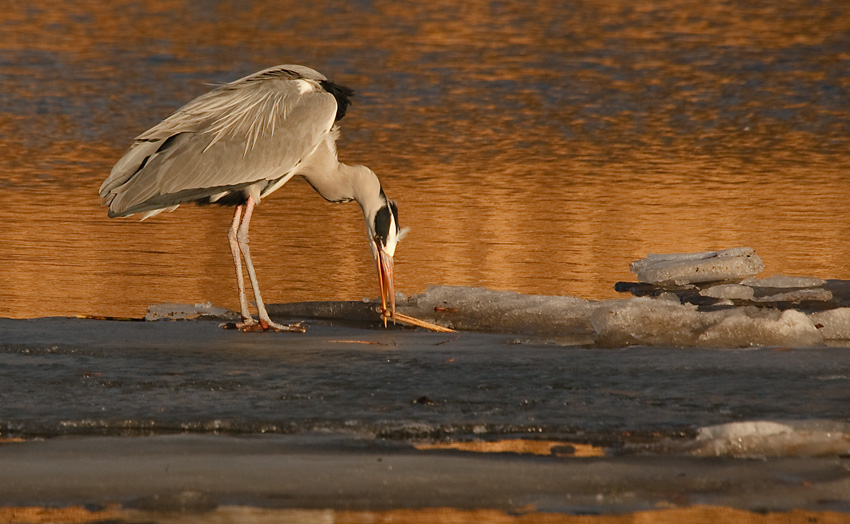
[[376, 247, 395, 327]]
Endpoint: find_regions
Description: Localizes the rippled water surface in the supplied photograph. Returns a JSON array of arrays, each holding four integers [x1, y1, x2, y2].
[[1, 1, 850, 318]]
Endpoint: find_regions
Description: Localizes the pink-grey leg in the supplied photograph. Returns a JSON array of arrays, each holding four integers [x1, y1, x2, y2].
[[228, 204, 256, 327], [231, 197, 305, 333]]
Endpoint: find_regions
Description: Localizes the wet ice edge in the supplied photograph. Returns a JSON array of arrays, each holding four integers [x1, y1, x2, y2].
[[148, 247, 850, 349]]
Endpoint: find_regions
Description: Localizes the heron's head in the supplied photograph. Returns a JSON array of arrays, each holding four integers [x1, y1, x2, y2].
[[365, 191, 407, 323]]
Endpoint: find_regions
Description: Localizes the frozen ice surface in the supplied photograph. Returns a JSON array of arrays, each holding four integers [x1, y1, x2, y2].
[[265, 283, 850, 348], [692, 420, 850, 458], [810, 308, 850, 340], [697, 308, 822, 348], [145, 302, 238, 321], [591, 297, 703, 348], [591, 298, 823, 348], [699, 284, 755, 300], [134, 246, 850, 348], [630, 247, 764, 285], [401, 285, 824, 347], [742, 275, 826, 288], [253, 244, 850, 347], [399, 286, 606, 343], [753, 288, 833, 303]]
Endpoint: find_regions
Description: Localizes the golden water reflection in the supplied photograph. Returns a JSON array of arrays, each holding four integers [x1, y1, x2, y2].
[[1, 1, 849, 318], [0, 504, 847, 524]]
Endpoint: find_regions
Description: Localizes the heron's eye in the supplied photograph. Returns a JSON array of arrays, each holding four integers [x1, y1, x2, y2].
[[374, 205, 392, 247]]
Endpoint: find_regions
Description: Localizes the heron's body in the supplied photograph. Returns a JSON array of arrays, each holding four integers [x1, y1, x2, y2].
[[100, 65, 402, 331]]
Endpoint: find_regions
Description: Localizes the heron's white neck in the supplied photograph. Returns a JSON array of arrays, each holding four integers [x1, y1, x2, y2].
[[346, 164, 385, 221], [300, 158, 383, 217], [296, 136, 386, 226]]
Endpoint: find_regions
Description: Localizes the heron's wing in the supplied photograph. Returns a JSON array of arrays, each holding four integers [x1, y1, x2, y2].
[[101, 69, 337, 216]]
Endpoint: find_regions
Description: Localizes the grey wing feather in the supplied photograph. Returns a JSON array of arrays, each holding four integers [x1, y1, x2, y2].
[[100, 66, 337, 217]]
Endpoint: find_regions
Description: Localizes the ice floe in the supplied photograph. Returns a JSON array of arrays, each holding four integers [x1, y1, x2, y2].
[[752, 288, 833, 303], [699, 283, 755, 301], [396, 247, 850, 347], [742, 275, 826, 288], [147, 247, 850, 349], [629, 247, 764, 285], [590, 298, 822, 348], [398, 286, 605, 344], [809, 308, 850, 340], [690, 420, 850, 458]]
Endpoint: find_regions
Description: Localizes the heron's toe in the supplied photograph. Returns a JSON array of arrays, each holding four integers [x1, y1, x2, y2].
[[265, 320, 307, 333], [222, 318, 304, 333], [219, 319, 258, 330]]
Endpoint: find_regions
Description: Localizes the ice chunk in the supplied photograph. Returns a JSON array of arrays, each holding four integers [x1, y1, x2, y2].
[[742, 275, 825, 288], [592, 298, 823, 348], [699, 284, 754, 300], [752, 288, 833, 303], [400, 286, 605, 342], [145, 303, 238, 321], [697, 308, 822, 348], [272, 284, 837, 348], [630, 247, 763, 285], [692, 420, 850, 458], [810, 308, 850, 340], [591, 297, 706, 348]]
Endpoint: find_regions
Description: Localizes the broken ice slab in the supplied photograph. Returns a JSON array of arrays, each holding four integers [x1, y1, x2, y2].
[[809, 308, 850, 340], [590, 297, 824, 348], [630, 247, 764, 285], [398, 285, 605, 343], [738, 275, 833, 303], [742, 275, 826, 288], [690, 420, 850, 458], [698, 284, 755, 300], [145, 303, 238, 321], [270, 287, 604, 343], [752, 288, 833, 303], [699, 282, 833, 304]]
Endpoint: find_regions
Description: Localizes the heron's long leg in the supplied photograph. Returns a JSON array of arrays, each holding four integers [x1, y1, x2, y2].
[[228, 204, 255, 326], [235, 197, 305, 333]]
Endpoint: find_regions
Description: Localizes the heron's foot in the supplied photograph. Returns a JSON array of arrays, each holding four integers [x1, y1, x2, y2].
[[219, 317, 305, 333], [260, 318, 307, 333], [219, 317, 260, 330], [241, 322, 268, 332]]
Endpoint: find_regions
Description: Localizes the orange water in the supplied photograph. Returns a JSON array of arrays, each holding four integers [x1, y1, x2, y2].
[[1, 0, 849, 318]]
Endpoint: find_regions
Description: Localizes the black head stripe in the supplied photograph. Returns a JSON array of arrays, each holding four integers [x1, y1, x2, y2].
[[389, 200, 398, 227], [374, 205, 392, 246]]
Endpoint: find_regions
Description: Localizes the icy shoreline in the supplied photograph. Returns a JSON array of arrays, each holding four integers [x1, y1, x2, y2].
[[239, 248, 849, 348], [386, 283, 850, 348], [154, 288, 850, 350]]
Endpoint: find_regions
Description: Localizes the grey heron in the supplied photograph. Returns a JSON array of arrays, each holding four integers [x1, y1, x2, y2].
[[100, 65, 403, 332]]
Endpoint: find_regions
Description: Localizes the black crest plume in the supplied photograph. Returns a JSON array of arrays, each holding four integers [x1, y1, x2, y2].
[[320, 81, 354, 121]]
